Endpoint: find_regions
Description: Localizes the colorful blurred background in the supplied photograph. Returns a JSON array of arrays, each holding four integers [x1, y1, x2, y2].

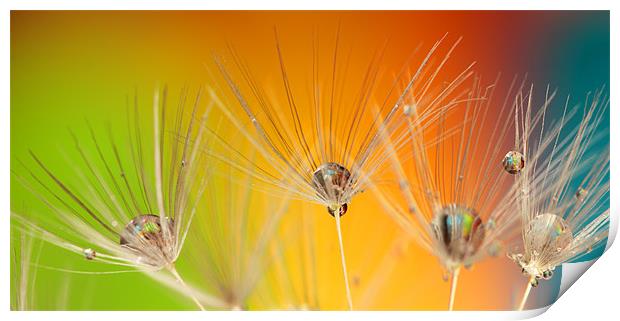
[[10, 11, 609, 310]]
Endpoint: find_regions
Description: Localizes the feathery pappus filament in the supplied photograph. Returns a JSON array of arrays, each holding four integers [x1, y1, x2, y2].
[[258, 207, 325, 310], [182, 163, 292, 310], [206, 31, 476, 310], [10, 227, 41, 311], [11, 87, 221, 310], [508, 87, 609, 311], [11, 226, 75, 310], [373, 77, 527, 310]]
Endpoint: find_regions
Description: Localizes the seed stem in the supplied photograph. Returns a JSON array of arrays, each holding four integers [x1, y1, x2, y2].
[[334, 212, 353, 310], [168, 266, 206, 311], [517, 276, 535, 311], [448, 267, 460, 311]]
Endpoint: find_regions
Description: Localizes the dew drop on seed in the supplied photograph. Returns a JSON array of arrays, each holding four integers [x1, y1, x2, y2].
[[502, 151, 525, 174], [487, 242, 501, 257], [403, 103, 416, 116], [486, 219, 496, 230], [312, 162, 352, 217], [575, 187, 588, 202], [442, 271, 450, 282], [83, 248, 96, 260], [430, 204, 486, 263], [119, 214, 174, 249], [526, 213, 573, 257]]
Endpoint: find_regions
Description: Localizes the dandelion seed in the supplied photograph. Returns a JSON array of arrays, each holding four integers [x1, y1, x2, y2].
[[207, 33, 476, 310], [373, 76, 526, 310], [508, 86, 610, 311], [11, 87, 222, 310], [260, 210, 321, 310], [183, 168, 292, 310]]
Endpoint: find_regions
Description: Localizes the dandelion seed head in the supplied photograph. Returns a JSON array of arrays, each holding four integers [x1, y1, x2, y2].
[[510, 86, 609, 289], [430, 204, 486, 271], [511, 214, 572, 280], [502, 151, 525, 174]]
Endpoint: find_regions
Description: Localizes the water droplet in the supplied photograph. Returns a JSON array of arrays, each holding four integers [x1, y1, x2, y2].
[[502, 151, 525, 174], [575, 188, 588, 202], [83, 248, 96, 260], [120, 214, 174, 249], [526, 214, 573, 257], [430, 204, 486, 264], [403, 103, 416, 116], [442, 271, 450, 282], [486, 219, 496, 230], [312, 162, 352, 217], [487, 242, 501, 257], [399, 180, 409, 189]]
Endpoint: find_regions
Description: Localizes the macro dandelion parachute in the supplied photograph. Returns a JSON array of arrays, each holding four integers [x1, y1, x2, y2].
[[181, 162, 292, 310], [206, 32, 477, 310], [507, 87, 610, 311], [243, 201, 324, 311], [11, 88, 222, 310], [372, 78, 527, 310]]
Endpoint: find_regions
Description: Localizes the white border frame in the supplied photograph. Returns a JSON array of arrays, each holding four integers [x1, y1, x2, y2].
[[2, 1, 617, 320]]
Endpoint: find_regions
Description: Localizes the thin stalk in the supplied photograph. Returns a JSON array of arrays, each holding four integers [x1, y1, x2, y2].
[[517, 276, 535, 311], [168, 266, 206, 311], [334, 212, 353, 310], [448, 267, 460, 311]]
